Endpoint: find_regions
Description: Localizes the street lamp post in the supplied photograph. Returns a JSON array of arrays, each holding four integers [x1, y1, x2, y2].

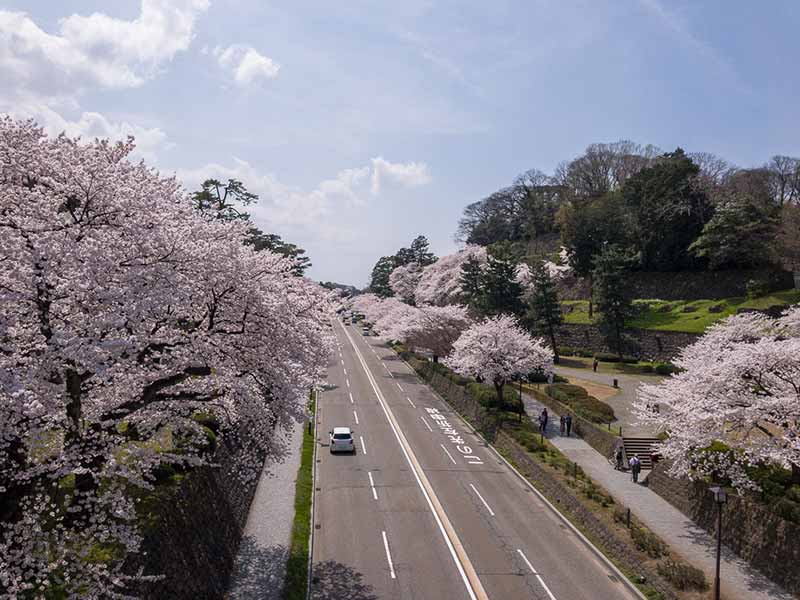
[[709, 486, 727, 600]]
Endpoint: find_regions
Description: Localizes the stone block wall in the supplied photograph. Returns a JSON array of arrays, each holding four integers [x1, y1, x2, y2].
[[649, 463, 800, 595], [127, 433, 265, 599], [555, 323, 700, 362], [557, 269, 794, 301]]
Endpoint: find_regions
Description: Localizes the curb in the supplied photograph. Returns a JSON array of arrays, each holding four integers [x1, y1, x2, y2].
[[305, 389, 319, 600], [389, 348, 649, 600]]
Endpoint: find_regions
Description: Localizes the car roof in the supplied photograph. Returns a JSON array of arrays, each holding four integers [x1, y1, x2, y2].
[[332, 426, 352, 434]]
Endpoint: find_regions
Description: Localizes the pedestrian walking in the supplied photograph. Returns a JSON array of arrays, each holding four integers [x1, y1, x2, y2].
[[614, 446, 624, 471], [559, 414, 566, 436], [629, 454, 641, 483], [592, 357, 599, 372], [565, 413, 572, 437], [540, 408, 548, 433]]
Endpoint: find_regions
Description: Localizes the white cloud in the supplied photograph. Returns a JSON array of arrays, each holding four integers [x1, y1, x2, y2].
[[212, 44, 280, 85], [0, 1, 210, 98], [175, 157, 431, 239], [370, 156, 432, 194]]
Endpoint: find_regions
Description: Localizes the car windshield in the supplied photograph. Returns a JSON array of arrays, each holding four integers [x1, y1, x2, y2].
[[333, 433, 351, 440]]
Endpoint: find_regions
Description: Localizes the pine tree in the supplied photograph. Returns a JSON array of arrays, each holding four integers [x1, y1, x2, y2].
[[525, 260, 563, 363], [592, 245, 635, 360]]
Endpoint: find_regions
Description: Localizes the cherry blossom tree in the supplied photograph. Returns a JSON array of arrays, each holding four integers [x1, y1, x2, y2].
[[635, 306, 800, 491], [388, 305, 472, 361], [414, 245, 487, 306], [388, 262, 422, 304], [0, 118, 332, 598], [444, 315, 553, 407]]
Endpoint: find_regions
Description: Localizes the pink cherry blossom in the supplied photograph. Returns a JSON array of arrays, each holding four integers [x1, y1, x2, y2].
[[0, 117, 333, 597], [388, 262, 422, 303], [414, 245, 487, 306], [635, 305, 800, 491], [444, 315, 553, 394]]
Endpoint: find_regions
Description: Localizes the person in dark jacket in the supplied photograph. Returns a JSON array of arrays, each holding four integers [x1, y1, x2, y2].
[[564, 414, 572, 437], [629, 454, 642, 483], [559, 414, 566, 436]]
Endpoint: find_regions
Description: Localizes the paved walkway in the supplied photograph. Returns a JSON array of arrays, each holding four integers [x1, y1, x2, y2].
[[227, 421, 304, 600], [523, 393, 795, 600], [554, 364, 661, 437]]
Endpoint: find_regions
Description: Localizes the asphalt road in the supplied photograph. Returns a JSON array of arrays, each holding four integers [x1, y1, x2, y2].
[[310, 319, 643, 600]]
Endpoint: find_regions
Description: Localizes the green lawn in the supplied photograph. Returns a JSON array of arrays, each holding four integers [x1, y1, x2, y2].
[[282, 393, 316, 600], [562, 289, 800, 334]]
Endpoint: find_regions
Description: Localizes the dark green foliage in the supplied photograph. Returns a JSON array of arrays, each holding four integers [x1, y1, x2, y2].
[[545, 384, 616, 424], [459, 255, 483, 307], [592, 245, 636, 359], [630, 525, 669, 559], [368, 255, 396, 297], [245, 230, 311, 276], [190, 178, 311, 275], [653, 363, 678, 375], [593, 352, 638, 364], [656, 560, 708, 591], [745, 278, 771, 299], [408, 235, 437, 266], [524, 260, 563, 358], [475, 243, 524, 316], [621, 149, 713, 271], [690, 195, 779, 269]]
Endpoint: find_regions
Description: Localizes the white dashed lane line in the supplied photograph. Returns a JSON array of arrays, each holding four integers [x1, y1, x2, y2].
[[421, 416, 433, 431], [517, 549, 557, 600], [346, 378, 350, 388], [360, 435, 367, 455], [382, 531, 396, 580], [368, 471, 378, 500], [349, 392, 354, 404], [440, 444, 457, 465], [396, 382, 404, 392], [469, 484, 495, 517], [407, 396, 416, 408], [353, 410, 359, 425]]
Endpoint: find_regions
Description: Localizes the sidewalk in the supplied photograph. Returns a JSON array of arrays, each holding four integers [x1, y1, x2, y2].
[[227, 421, 304, 600], [523, 393, 795, 600]]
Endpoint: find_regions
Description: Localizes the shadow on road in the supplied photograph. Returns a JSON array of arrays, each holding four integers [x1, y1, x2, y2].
[[227, 536, 289, 600], [310, 560, 378, 600]]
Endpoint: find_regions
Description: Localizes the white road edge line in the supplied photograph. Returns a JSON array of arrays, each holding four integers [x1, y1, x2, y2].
[[368, 471, 378, 500], [353, 410, 359, 425], [407, 396, 416, 408], [420, 415, 433, 432], [440, 444, 457, 465], [360, 435, 367, 455], [341, 323, 484, 600], [396, 382, 404, 392], [517, 549, 557, 600], [469, 484, 495, 517], [382, 531, 396, 580], [349, 392, 354, 404]]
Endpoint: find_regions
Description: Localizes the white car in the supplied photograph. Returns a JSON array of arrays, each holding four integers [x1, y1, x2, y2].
[[329, 427, 355, 453]]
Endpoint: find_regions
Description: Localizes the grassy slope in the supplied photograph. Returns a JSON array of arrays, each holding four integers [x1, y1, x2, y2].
[[562, 289, 800, 334], [282, 395, 316, 600]]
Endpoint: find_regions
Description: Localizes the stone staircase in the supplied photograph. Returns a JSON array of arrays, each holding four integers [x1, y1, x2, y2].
[[622, 437, 660, 470]]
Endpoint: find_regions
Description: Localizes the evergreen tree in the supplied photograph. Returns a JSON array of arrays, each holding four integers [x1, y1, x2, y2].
[[459, 255, 483, 308], [524, 260, 563, 363], [478, 244, 524, 317], [592, 245, 635, 360], [369, 256, 396, 297], [410, 235, 437, 266]]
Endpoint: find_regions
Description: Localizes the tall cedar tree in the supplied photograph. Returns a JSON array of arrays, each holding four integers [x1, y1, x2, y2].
[[459, 255, 483, 308], [409, 235, 437, 266], [592, 245, 635, 360], [524, 260, 564, 363], [369, 256, 397, 297], [477, 244, 525, 317]]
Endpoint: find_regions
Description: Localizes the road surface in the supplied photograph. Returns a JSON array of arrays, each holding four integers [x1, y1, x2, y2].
[[310, 319, 643, 600]]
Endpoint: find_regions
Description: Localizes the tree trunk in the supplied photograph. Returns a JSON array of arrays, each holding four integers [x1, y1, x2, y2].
[[548, 323, 559, 364], [433, 354, 439, 363], [65, 369, 94, 494], [792, 462, 800, 485]]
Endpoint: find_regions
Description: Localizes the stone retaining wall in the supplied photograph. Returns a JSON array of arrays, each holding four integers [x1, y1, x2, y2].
[[557, 269, 794, 301], [127, 433, 265, 599], [555, 323, 700, 362], [649, 462, 800, 595]]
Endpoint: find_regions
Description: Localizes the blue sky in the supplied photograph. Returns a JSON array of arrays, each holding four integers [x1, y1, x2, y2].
[[2, 1, 798, 286]]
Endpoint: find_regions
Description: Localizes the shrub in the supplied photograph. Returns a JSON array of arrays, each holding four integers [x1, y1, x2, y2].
[[545, 384, 616, 424], [654, 362, 678, 375], [576, 349, 595, 358], [557, 346, 575, 356], [773, 498, 800, 523], [746, 278, 770, 299], [594, 352, 620, 363], [657, 559, 708, 591], [630, 525, 668, 559]]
